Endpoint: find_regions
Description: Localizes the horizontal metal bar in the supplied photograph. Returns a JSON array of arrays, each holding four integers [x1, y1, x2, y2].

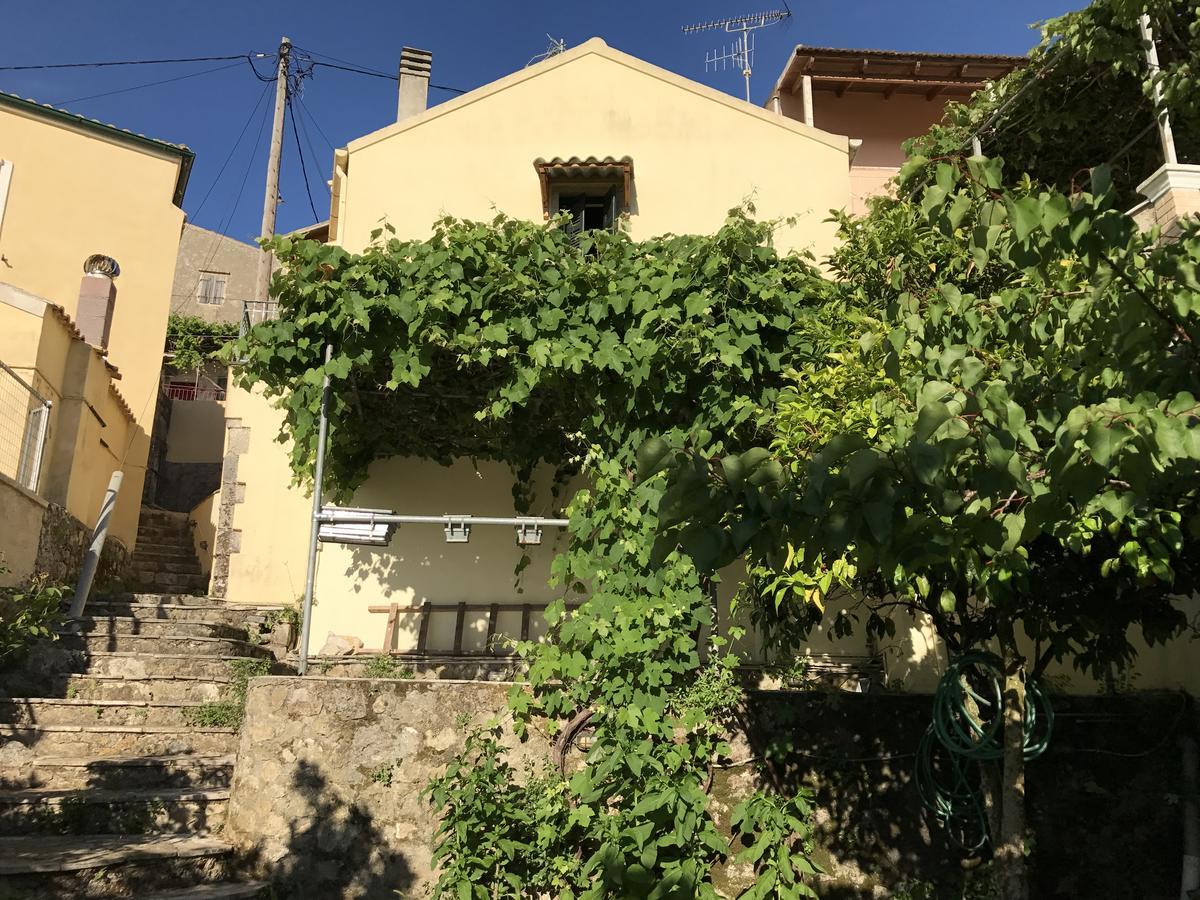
[[318, 510, 570, 528]]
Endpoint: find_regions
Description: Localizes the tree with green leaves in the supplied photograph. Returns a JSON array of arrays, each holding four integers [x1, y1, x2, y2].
[[649, 157, 1200, 898], [914, 0, 1199, 207], [231, 211, 835, 897]]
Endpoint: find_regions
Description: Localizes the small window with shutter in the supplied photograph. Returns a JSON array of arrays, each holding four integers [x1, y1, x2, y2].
[[196, 271, 228, 305], [534, 157, 631, 237]]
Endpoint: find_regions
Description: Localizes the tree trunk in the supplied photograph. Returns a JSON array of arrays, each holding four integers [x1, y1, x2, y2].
[[996, 626, 1029, 900]]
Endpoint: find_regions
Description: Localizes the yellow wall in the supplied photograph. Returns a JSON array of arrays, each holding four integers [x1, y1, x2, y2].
[[0, 473, 47, 585], [190, 488, 219, 578], [338, 39, 848, 258], [0, 295, 138, 548], [223, 386, 314, 606], [0, 102, 187, 545]]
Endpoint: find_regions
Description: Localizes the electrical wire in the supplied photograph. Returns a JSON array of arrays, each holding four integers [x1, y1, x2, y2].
[[53, 60, 244, 106], [296, 94, 337, 155], [294, 97, 333, 194], [0, 53, 251, 72], [292, 46, 468, 94], [287, 96, 322, 221], [172, 81, 274, 315]]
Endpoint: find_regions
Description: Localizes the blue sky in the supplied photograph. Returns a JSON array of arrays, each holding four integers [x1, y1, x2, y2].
[[1, 1, 1079, 241]]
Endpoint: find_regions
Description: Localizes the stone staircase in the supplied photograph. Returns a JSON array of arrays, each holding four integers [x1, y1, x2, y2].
[[0, 592, 284, 898], [129, 509, 209, 595]]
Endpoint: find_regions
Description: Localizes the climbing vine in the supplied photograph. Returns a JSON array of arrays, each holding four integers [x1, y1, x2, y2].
[[911, 0, 1199, 205], [651, 159, 1200, 898], [232, 210, 839, 895], [166, 314, 240, 373]]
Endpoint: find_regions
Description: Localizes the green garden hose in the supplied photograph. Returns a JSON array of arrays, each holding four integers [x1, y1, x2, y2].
[[915, 651, 1055, 851]]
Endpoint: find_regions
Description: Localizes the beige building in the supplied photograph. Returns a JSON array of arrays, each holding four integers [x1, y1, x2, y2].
[[168, 223, 260, 326], [766, 47, 1023, 214], [215, 38, 851, 656], [0, 91, 191, 581]]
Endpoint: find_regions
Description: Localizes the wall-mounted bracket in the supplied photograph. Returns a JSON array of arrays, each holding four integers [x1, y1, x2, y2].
[[515, 520, 543, 546], [444, 516, 472, 543]]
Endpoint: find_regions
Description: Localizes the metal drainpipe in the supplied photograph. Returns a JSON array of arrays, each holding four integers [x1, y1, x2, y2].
[[68, 470, 123, 621], [297, 343, 333, 675], [1182, 727, 1200, 899]]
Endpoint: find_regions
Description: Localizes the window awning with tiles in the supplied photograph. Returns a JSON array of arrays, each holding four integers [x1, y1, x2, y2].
[[533, 156, 633, 219]]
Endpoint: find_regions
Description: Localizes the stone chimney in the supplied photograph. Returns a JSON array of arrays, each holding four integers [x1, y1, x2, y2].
[[397, 47, 432, 122], [76, 254, 119, 350]]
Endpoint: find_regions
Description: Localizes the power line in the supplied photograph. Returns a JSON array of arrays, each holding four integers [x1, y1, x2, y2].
[[287, 96, 321, 221], [292, 47, 468, 94], [173, 82, 274, 315], [189, 81, 274, 221], [296, 94, 336, 155], [0, 53, 254, 72], [294, 97, 333, 195], [54, 60, 244, 106]]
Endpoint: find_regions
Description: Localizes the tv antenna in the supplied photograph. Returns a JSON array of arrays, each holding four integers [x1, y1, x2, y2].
[[527, 35, 567, 67], [682, 9, 791, 102]]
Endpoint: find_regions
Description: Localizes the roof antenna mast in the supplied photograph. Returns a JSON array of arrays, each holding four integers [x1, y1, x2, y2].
[[682, 9, 791, 103]]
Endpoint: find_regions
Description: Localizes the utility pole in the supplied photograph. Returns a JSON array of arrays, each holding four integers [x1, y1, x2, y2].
[[256, 36, 291, 302]]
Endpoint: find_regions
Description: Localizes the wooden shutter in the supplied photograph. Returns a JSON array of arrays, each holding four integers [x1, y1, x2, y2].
[[563, 194, 586, 246], [602, 186, 619, 233]]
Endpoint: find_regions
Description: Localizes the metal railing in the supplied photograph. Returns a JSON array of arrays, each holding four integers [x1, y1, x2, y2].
[[240, 299, 279, 338], [0, 360, 52, 493], [166, 382, 226, 402]]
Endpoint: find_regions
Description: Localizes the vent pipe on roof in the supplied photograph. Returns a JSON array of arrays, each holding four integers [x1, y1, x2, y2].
[[397, 47, 432, 122]]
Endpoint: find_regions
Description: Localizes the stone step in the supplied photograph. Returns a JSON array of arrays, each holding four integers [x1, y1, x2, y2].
[[135, 530, 194, 548], [0, 786, 229, 836], [52, 673, 230, 703], [0, 723, 238, 757], [132, 544, 202, 560], [58, 632, 272, 658], [132, 573, 211, 593], [73, 652, 277, 680], [71, 602, 270, 627], [131, 559, 204, 576], [0, 833, 233, 898], [142, 881, 270, 900], [0, 697, 218, 728], [66, 617, 250, 641], [95, 594, 290, 612], [0, 753, 233, 790]]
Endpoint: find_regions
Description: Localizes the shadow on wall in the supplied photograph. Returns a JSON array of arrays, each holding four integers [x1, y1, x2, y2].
[[729, 692, 1185, 900], [252, 760, 415, 899]]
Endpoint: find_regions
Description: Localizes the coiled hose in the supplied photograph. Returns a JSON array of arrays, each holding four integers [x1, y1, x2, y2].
[[915, 651, 1054, 851]]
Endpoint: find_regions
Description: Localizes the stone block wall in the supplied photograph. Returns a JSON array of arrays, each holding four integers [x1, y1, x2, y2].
[[34, 501, 130, 587], [227, 677, 1187, 899]]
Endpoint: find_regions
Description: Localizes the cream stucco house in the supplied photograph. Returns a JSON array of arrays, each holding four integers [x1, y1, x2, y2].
[[207, 37, 1200, 695], [0, 92, 191, 583], [213, 38, 855, 657]]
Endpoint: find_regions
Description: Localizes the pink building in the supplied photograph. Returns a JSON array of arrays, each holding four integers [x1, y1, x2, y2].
[[766, 47, 1024, 214]]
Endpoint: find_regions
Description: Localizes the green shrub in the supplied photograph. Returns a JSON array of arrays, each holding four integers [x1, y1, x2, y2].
[[363, 655, 414, 679], [0, 569, 67, 666], [182, 657, 271, 729]]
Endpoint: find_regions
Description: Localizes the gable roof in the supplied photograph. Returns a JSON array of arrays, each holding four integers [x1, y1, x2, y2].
[[347, 38, 847, 155], [0, 91, 194, 206]]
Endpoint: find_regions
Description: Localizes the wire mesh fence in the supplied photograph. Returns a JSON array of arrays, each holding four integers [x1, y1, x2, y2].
[[0, 360, 51, 493]]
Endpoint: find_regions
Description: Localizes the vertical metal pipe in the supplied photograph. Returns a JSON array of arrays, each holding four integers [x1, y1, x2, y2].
[[298, 343, 333, 675], [1139, 13, 1179, 166], [68, 470, 122, 620], [1182, 732, 1200, 899]]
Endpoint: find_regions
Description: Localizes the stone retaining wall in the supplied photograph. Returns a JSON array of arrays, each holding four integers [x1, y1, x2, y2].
[[227, 677, 1186, 899]]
